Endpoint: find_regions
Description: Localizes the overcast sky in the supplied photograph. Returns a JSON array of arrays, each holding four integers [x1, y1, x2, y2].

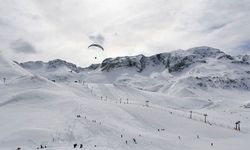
[[0, 0, 250, 66]]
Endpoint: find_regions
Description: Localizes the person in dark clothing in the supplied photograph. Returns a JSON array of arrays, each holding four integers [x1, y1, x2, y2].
[[133, 138, 137, 144], [17, 148, 21, 150], [121, 134, 123, 138], [73, 143, 77, 148], [125, 140, 128, 144], [40, 145, 44, 149], [80, 144, 83, 148]]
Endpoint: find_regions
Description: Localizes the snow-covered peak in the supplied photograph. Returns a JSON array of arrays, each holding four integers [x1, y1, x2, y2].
[[20, 59, 84, 73], [98, 46, 224, 73], [186, 46, 224, 58], [19, 46, 248, 75], [19, 61, 45, 69], [101, 54, 147, 72], [235, 55, 250, 63]]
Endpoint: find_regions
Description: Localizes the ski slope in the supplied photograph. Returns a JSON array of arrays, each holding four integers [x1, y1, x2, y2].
[[1, 52, 250, 150]]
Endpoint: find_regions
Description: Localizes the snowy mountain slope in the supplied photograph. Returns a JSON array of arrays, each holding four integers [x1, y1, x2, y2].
[[18, 46, 250, 111], [20, 46, 250, 90], [18, 46, 250, 113], [0, 54, 88, 149], [18, 59, 85, 82], [1, 47, 250, 150]]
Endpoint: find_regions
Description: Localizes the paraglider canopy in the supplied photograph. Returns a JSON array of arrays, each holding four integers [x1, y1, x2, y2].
[[88, 44, 104, 51]]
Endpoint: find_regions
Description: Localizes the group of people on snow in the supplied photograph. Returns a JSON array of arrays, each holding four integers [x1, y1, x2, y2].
[[73, 143, 83, 148]]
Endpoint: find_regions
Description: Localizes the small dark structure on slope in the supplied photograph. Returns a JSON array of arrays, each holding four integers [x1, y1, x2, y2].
[[3, 77, 6, 84], [235, 121, 241, 131], [189, 111, 192, 119], [204, 114, 208, 123]]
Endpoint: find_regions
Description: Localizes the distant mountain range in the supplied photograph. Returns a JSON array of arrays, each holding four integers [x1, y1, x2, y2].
[[18, 46, 250, 92]]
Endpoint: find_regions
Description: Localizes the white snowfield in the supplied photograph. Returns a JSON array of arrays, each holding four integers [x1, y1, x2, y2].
[[1, 47, 250, 150]]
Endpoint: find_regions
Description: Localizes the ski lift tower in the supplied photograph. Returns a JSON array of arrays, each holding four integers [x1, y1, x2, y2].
[[145, 100, 149, 107], [204, 114, 208, 123], [190, 111, 193, 119], [235, 121, 241, 131], [3, 77, 6, 84]]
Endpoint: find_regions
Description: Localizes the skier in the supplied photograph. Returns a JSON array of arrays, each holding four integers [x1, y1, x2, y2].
[[73, 143, 77, 148], [80, 144, 83, 148], [125, 140, 128, 144], [133, 138, 137, 144], [121, 134, 123, 138]]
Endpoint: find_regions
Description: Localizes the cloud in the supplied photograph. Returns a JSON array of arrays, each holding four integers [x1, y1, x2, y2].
[[10, 39, 36, 54], [234, 41, 250, 54], [0, 19, 8, 26], [88, 34, 105, 45], [0, 0, 250, 66]]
